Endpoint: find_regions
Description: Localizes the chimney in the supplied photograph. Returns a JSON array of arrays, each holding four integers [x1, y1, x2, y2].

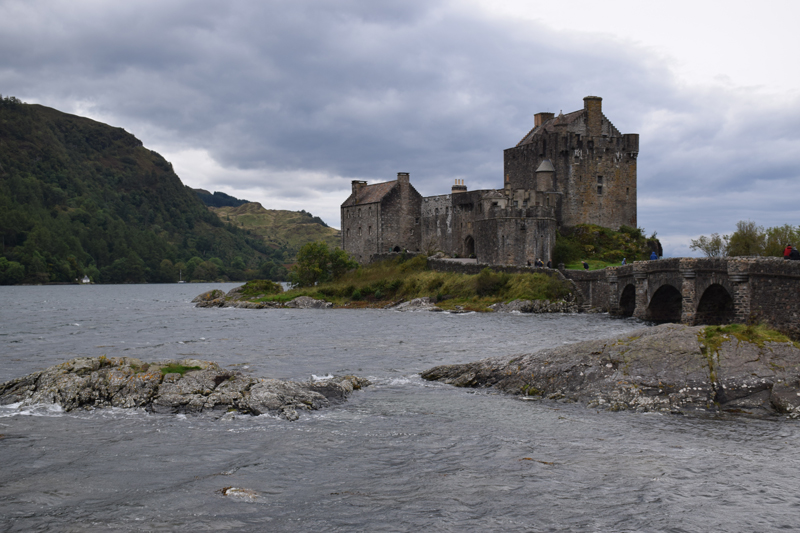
[[451, 178, 467, 194], [397, 172, 409, 187], [534, 112, 555, 128], [583, 96, 602, 137], [351, 180, 367, 203]]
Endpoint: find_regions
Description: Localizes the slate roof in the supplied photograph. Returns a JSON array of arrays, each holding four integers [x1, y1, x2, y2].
[[515, 108, 621, 147], [341, 180, 397, 207]]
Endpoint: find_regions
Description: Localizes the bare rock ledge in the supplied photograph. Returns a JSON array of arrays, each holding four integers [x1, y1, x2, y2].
[[0, 357, 369, 421], [421, 323, 800, 418]]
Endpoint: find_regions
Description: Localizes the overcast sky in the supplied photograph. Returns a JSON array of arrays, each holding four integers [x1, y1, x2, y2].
[[2, 0, 799, 256]]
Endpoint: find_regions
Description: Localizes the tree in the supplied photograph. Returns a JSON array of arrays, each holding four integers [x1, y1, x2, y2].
[[726, 220, 765, 257], [290, 242, 357, 287], [689, 233, 727, 258]]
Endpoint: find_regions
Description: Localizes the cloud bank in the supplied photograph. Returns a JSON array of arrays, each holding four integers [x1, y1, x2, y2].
[[1, 0, 798, 255]]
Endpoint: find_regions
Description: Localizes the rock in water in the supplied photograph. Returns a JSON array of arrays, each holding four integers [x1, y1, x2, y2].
[[283, 296, 333, 309], [421, 323, 800, 418], [0, 356, 369, 420]]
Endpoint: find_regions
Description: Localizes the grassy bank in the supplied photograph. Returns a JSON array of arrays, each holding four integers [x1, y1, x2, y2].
[[700, 323, 799, 353], [244, 255, 574, 311]]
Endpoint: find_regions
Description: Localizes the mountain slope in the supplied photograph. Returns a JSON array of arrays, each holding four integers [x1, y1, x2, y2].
[[209, 203, 341, 260], [0, 97, 280, 283]]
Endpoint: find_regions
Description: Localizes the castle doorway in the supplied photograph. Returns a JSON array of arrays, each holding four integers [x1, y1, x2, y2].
[[464, 236, 475, 257], [393, 246, 401, 252]]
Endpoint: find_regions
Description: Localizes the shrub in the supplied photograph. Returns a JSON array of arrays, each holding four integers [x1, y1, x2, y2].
[[400, 255, 428, 273], [474, 268, 509, 296], [239, 279, 283, 297]]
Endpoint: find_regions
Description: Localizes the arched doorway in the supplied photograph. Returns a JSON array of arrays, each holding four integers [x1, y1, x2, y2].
[[695, 284, 734, 325], [618, 284, 636, 317], [647, 284, 682, 323], [464, 235, 475, 257], [393, 246, 401, 252]]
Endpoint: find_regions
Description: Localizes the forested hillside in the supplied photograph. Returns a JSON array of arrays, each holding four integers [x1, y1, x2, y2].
[[0, 96, 286, 284]]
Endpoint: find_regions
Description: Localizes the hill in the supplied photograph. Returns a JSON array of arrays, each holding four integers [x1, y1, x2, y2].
[[0, 96, 285, 284], [209, 203, 341, 261]]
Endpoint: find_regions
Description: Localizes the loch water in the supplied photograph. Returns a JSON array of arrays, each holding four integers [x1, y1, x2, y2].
[[1, 284, 799, 532]]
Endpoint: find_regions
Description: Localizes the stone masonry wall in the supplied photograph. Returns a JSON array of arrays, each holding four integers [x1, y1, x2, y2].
[[378, 179, 422, 254], [341, 202, 381, 263]]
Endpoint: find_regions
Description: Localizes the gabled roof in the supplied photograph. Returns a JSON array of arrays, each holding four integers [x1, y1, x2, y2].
[[341, 180, 397, 207], [515, 108, 621, 147]]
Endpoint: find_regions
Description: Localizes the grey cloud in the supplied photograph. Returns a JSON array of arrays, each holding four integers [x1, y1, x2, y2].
[[1, 0, 799, 254]]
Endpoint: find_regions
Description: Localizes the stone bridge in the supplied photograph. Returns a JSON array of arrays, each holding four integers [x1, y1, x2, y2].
[[563, 258, 800, 336]]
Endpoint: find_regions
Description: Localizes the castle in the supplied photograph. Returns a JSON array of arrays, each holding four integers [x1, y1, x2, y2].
[[341, 96, 639, 265]]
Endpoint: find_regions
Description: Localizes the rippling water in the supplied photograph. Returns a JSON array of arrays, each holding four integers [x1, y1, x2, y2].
[[1, 284, 799, 532]]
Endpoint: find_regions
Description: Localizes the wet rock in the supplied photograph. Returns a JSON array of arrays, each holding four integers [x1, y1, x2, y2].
[[488, 299, 579, 314], [421, 323, 800, 418], [392, 297, 440, 311], [283, 296, 333, 309], [0, 357, 369, 420]]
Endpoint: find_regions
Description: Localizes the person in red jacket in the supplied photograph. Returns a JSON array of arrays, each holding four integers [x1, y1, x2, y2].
[[784, 244, 793, 260]]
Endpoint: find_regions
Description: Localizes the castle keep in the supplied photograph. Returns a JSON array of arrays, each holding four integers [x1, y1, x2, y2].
[[341, 96, 638, 265]]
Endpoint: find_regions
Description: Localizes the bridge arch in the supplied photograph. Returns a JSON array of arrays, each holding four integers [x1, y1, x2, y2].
[[694, 283, 734, 325], [618, 283, 636, 317], [647, 284, 682, 323]]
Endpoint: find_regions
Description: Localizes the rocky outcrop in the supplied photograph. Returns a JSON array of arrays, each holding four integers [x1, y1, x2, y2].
[[283, 296, 333, 309], [0, 356, 369, 421], [488, 299, 579, 314], [193, 287, 329, 309], [422, 324, 800, 418], [392, 297, 442, 312]]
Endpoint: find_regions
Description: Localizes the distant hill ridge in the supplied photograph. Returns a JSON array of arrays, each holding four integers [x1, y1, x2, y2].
[[208, 203, 340, 260]]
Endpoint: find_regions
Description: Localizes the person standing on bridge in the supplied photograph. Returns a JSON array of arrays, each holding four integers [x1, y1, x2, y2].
[[791, 247, 800, 261], [785, 244, 793, 260], [650, 251, 658, 260]]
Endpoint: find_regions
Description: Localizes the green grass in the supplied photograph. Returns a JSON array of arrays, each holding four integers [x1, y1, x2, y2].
[[254, 256, 573, 311], [700, 324, 799, 353], [160, 364, 203, 376]]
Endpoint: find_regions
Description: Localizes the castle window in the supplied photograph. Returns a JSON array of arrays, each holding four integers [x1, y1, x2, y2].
[[368, 226, 372, 235], [522, 200, 528, 207], [358, 209, 362, 218], [597, 185, 603, 195], [597, 176, 603, 184], [626, 187, 630, 197], [415, 217, 420, 224], [546, 196, 550, 207], [492, 202, 498, 207], [358, 227, 362, 236], [346, 228, 350, 237], [513, 201, 518, 207], [435, 208, 439, 215]]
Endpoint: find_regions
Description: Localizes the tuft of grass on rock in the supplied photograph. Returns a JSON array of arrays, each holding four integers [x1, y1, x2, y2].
[[160, 364, 203, 376], [700, 324, 799, 355]]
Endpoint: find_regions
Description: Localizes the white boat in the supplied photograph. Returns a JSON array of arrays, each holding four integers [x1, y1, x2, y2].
[[81, 275, 91, 284]]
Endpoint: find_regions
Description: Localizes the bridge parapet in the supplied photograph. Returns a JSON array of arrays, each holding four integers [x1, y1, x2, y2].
[[562, 257, 800, 337]]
